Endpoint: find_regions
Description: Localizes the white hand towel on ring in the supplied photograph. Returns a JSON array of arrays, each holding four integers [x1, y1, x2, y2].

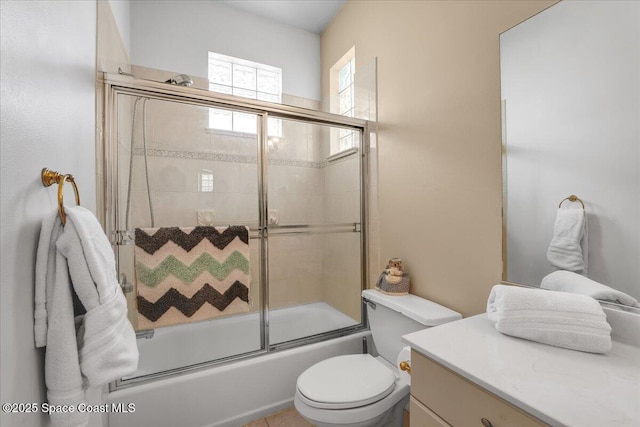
[[546, 208, 588, 274]]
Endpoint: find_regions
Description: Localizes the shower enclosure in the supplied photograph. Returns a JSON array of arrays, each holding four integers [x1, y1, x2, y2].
[[102, 73, 371, 389]]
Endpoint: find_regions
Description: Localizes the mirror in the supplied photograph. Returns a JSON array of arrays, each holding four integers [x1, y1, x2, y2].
[[500, 0, 639, 305]]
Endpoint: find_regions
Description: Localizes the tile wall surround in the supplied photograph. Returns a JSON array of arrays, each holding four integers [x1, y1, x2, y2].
[[116, 93, 364, 323]]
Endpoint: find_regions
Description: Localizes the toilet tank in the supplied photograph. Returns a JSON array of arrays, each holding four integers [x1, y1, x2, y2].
[[362, 289, 462, 364]]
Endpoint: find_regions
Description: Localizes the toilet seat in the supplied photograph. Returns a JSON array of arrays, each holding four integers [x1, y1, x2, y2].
[[296, 354, 396, 410]]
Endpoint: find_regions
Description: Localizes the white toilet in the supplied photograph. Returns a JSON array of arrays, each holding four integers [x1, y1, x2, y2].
[[294, 289, 462, 427]]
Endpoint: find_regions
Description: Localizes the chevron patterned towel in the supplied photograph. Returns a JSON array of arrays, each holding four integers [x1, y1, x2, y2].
[[134, 226, 251, 330]]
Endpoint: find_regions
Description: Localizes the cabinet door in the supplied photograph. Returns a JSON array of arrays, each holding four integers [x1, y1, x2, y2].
[[411, 351, 548, 427], [410, 397, 451, 427]]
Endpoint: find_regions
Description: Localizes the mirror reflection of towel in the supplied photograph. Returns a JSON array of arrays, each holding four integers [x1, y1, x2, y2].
[[546, 208, 588, 274], [541, 271, 639, 307]]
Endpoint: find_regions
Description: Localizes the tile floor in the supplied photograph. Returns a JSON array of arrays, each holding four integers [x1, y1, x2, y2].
[[241, 407, 315, 427], [242, 407, 410, 427]]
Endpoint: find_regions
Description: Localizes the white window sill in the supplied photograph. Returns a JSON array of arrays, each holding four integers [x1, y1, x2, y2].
[[327, 147, 358, 162], [205, 128, 256, 138]]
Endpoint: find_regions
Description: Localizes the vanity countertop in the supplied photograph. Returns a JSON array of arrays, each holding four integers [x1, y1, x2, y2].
[[402, 314, 640, 427]]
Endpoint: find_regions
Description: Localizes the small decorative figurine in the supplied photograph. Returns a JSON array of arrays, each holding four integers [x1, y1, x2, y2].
[[375, 257, 410, 295]]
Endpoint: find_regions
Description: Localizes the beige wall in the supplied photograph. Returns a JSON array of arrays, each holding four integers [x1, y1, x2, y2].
[[321, 0, 556, 317]]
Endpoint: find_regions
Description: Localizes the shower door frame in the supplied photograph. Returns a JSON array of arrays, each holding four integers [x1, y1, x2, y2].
[[102, 73, 371, 390]]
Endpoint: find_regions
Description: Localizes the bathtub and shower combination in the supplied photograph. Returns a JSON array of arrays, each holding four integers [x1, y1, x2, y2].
[[101, 73, 374, 427]]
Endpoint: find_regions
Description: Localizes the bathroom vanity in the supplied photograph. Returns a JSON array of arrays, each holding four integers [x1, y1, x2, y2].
[[403, 314, 640, 427]]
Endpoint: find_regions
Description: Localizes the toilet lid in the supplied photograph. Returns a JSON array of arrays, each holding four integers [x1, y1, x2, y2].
[[296, 354, 396, 410]]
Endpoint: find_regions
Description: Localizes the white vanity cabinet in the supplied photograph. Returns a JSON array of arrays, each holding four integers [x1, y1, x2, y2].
[[403, 314, 640, 427], [409, 350, 546, 427]]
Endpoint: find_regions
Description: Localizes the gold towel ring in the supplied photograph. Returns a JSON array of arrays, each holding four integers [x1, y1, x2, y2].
[[41, 168, 81, 225], [558, 195, 585, 210]]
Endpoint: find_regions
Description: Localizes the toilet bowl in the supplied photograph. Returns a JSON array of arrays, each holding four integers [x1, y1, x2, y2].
[[294, 354, 410, 427], [294, 290, 462, 427]]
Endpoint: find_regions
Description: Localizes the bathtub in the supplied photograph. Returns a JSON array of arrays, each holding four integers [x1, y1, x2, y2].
[[108, 302, 368, 427]]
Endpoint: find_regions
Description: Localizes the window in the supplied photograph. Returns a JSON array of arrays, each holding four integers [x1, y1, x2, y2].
[[208, 52, 282, 136], [329, 47, 357, 155], [337, 56, 356, 152], [199, 170, 214, 193]]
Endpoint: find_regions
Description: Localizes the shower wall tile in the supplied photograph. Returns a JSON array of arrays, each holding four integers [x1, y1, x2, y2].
[[130, 155, 149, 193], [322, 163, 342, 192], [269, 165, 321, 197], [320, 153, 362, 322], [274, 100, 324, 167], [195, 192, 217, 211], [322, 156, 360, 224], [238, 163, 259, 194], [192, 192, 259, 224], [145, 101, 188, 150], [269, 235, 323, 310], [322, 193, 360, 225], [181, 109, 210, 150], [228, 194, 260, 223], [270, 120, 308, 161], [204, 160, 241, 194], [322, 233, 362, 322], [318, 125, 334, 160], [309, 196, 324, 224], [131, 190, 153, 228], [308, 125, 324, 163], [149, 157, 192, 193], [209, 132, 258, 157], [248, 239, 261, 313], [269, 195, 321, 225], [150, 191, 198, 227], [281, 93, 321, 112], [117, 142, 131, 226], [323, 157, 360, 192], [117, 96, 135, 151], [322, 194, 348, 224]]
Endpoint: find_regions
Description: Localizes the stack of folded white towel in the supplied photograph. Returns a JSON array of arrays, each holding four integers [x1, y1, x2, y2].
[[541, 270, 640, 308], [487, 284, 611, 354], [35, 206, 138, 427]]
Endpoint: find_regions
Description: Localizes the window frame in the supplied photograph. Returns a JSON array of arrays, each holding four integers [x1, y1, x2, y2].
[[207, 52, 282, 137], [329, 46, 357, 156]]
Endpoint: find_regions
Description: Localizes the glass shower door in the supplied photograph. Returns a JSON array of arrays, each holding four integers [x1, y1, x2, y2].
[[266, 118, 364, 346], [115, 93, 264, 379], [106, 76, 369, 388]]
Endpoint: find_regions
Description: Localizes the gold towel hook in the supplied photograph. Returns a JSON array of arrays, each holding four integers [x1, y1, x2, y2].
[[41, 168, 81, 225], [558, 194, 585, 210]]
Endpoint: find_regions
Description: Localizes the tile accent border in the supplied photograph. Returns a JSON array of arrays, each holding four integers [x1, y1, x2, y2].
[[269, 158, 325, 168], [133, 148, 359, 169], [133, 148, 257, 165]]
